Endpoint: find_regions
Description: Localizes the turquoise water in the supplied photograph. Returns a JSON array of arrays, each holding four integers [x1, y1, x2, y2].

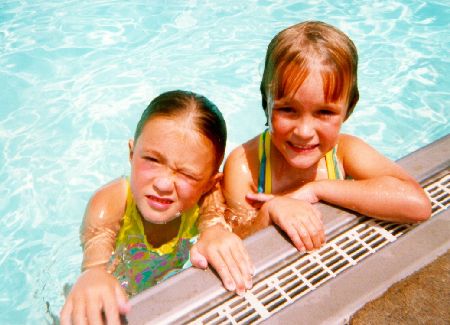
[[1, 1, 449, 323]]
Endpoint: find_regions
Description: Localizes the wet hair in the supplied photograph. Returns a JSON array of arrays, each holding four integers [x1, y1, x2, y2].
[[260, 21, 359, 121], [134, 90, 227, 170]]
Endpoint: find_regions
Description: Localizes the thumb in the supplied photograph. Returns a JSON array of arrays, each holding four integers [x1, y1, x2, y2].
[[246, 192, 275, 203], [115, 285, 131, 314], [190, 244, 208, 269]]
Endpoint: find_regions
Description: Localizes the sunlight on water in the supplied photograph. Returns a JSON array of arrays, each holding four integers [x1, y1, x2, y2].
[[0, 0, 449, 323]]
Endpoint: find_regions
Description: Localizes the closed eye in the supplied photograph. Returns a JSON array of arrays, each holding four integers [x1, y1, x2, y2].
[[143, 155, 159, 163], [179, 171, 201, 182], [318, 109, 337, 116], [274, 106, 295, 113]]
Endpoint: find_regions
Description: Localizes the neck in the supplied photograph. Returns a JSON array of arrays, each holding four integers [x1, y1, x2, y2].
[[142, 215, 182, 248], [270, 143, 320, 193]]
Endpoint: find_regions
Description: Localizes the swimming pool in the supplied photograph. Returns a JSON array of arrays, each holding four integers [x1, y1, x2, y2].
[[0, 1, 448, 323]]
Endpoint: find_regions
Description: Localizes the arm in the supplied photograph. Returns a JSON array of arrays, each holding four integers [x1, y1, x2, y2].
[[61, 178, 130, 325], [223, 142, 325, 251], [191, 180, 254, 295], [298, 135, 431, 223], [80, 178, 127, 270]]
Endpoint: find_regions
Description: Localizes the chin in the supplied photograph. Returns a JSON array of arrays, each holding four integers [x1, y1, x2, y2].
[[138, 205, 181, 224], [284, 154, 320, 169]]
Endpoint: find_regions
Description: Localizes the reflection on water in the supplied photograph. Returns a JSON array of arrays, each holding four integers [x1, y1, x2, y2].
[[0, 0, 449, 323]]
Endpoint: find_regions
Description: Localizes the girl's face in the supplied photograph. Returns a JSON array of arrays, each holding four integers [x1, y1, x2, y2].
[[270, 69, 348, 170], [129, 115, 217, 224]]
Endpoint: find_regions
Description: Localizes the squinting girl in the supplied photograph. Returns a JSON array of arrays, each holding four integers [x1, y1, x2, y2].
[[61, 90, 227, 324]]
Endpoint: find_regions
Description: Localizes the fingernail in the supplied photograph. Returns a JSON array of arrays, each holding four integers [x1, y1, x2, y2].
[[236, 288, 246, 296], [226, 282, 235, 291], [245, 279, 253, 290]]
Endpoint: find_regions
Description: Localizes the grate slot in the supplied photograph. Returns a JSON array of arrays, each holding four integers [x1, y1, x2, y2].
[[190, 170, 449, 324]]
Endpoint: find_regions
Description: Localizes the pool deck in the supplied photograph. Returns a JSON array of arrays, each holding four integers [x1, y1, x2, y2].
[[126, 134, 450, 325]]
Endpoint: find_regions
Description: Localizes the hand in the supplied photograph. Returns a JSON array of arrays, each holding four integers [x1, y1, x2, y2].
[[60, 266, 131, 325], [286, 182, 319, 203], [190, 224, 254, 295], [246, 182, 319, 206], [266, 196, 325, 252]]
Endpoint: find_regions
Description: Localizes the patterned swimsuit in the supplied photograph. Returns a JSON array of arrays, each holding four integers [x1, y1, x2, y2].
[[110, 179, 199, 296]]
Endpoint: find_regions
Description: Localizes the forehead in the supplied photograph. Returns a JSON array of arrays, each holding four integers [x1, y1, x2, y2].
[[274, 61, 351, 105], [136, 116, 215, 172]]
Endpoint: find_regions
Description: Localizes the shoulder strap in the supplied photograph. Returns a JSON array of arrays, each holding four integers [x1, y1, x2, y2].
[[325, 146, 343, 180], [258, 130, 272, 193]]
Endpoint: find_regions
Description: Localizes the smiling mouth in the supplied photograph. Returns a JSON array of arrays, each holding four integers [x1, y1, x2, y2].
[[287, 142, 319, 152]]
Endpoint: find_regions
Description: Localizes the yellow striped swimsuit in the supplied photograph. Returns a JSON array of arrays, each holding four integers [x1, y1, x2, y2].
[[258, 129, 343, 193]]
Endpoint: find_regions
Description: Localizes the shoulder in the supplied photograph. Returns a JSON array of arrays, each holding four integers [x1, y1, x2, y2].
[[223, 135, 260, 201], [337, 134, 409, 180], [88, 177, 128, 216], [337, 134, 373, 161], [224, 136, 259, 179]]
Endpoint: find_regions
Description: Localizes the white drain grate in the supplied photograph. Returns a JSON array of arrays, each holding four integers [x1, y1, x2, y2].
[[425, 172, 450, 215], [189, 170, 449, 325]]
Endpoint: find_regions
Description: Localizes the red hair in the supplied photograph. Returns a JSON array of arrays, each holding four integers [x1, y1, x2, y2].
[[260, 21, 359, 121]]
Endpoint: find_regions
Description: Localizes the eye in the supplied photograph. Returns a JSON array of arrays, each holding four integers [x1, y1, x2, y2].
[[143, 155, 159, 163], [317, 108, 337, 117], [180, 171, 201, 182], [274, 106, 295, 113]]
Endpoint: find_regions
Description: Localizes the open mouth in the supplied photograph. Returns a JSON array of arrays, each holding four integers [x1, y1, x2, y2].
[[145, 195, 174, 210], [287, 141, 318, 153]]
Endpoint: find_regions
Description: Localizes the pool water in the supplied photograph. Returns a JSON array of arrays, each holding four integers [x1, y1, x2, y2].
[[0, 1, 449, 323]]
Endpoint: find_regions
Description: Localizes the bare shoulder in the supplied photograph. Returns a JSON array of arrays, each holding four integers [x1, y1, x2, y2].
[[224, 136, 259, 182], [337, 133, 377, 161], [86, 177, 128, 222], [223, 135, 260, 204], [337, 134, 412, 180], [338, 133, 367, 151]]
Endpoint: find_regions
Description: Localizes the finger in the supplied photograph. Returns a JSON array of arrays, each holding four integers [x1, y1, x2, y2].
[[190, 244, 208, 269], [245, 192, 275, 203], [310, 205, 326, 244], [115, 285, 131, 315], [285, 225, 306, 252], [237, 240, 255, 277], [208, 249, 236, 292], [102, 288, 121, 325], [296, 222, 314, 251], [72, 298, 88, 325], [85, 295, 103, 325], [227, 244, 253, 294], [60, 299, 73, 325], [301, 218, 322, 249]]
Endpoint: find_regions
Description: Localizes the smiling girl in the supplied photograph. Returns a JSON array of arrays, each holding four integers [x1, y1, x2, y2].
[[191, 21, 431, 293]]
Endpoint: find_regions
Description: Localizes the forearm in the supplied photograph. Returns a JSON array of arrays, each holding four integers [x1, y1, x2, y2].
[[226, 204, 270, 239], [81, 225, 119, 271], [313, 177, 431, 223], [198, 182, 230, 233]]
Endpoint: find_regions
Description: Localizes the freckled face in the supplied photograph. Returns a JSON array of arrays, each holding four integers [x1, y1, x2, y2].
[[129, 116, 216, 224], [270, 69, 348, 170]]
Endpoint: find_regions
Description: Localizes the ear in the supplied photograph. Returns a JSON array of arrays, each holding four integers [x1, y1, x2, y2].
[[128, 139, 134, 162], [204, 172, 223, 195]]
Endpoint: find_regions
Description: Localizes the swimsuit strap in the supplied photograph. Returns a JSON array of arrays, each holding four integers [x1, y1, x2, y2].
[[258, 129, 272, 193], [324, 146, 343, 180]]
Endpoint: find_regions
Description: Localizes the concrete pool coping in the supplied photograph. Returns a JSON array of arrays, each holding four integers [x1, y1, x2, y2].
[[126, 134, 450, 324]]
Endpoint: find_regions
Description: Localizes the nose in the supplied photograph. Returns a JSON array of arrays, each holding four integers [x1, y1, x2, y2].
[[294, 115, 315, 139], [153, 170, 175, 194]]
